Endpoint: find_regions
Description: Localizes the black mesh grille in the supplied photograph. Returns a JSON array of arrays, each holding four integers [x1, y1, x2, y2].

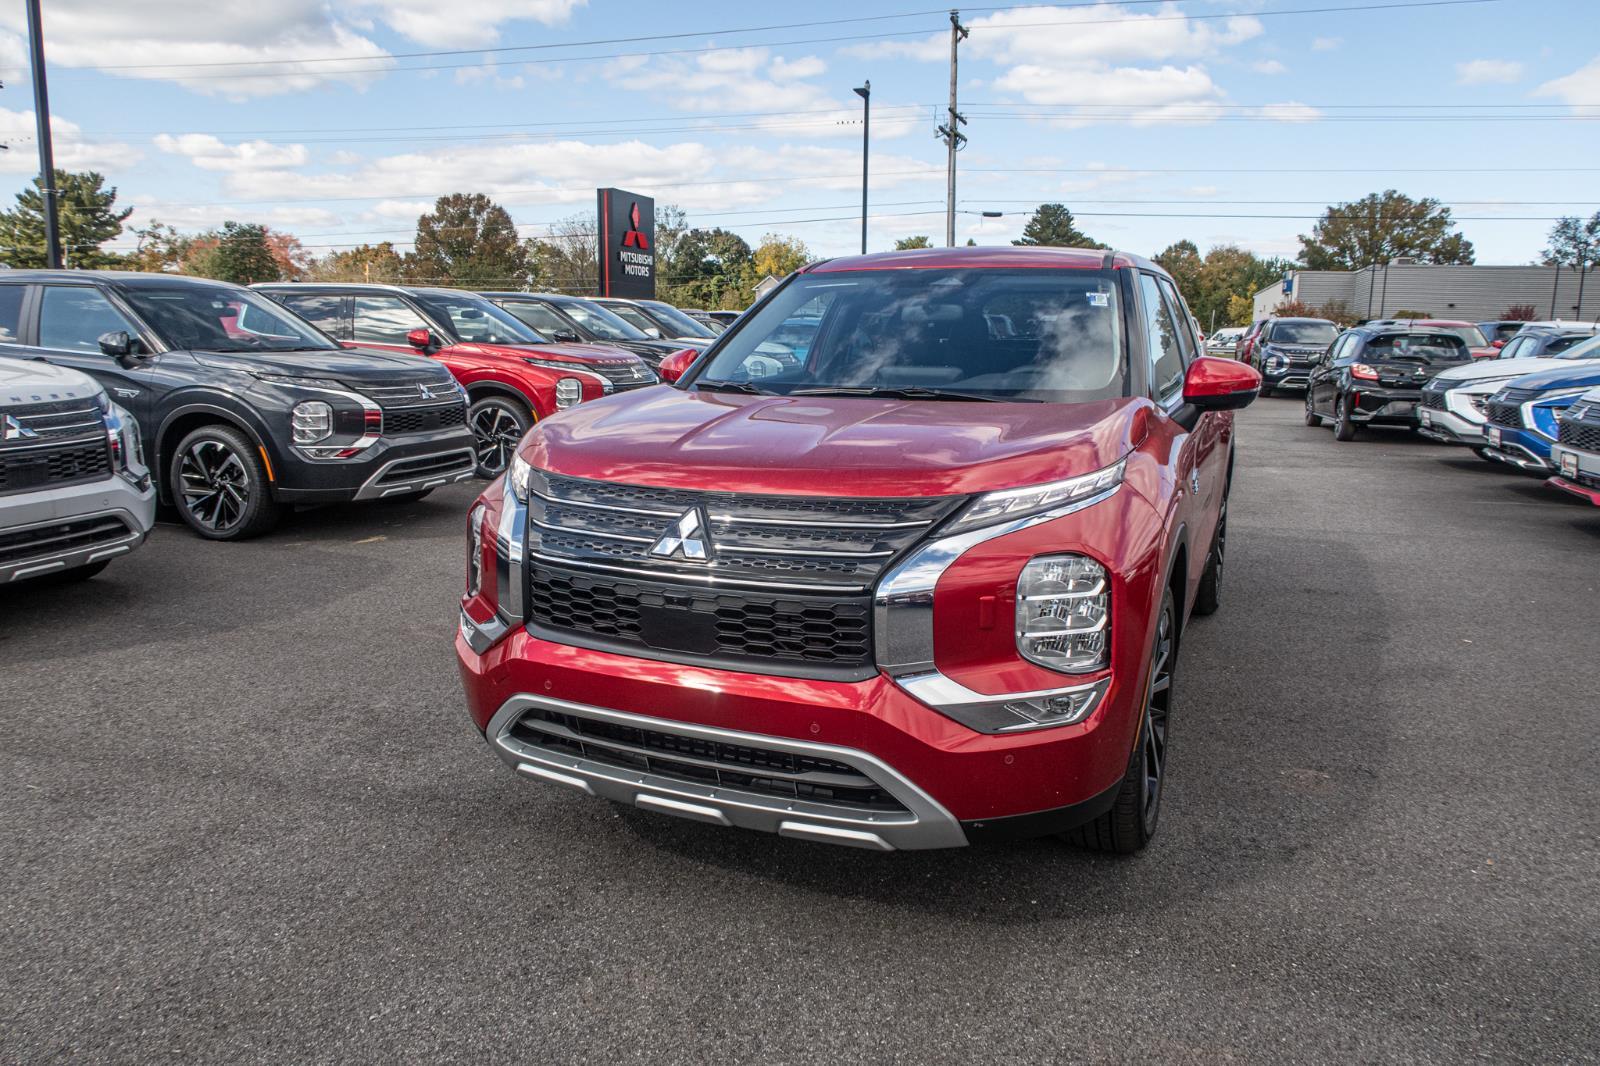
[[509, 709, 906, 811], [1485, 399, 1524, 429], [0, 439, 112, 495], [1420, 390, 1447, 411], [374, 450, 473, 485], [0, 514, 129, 566], [1558, 417, 1600, 452], [383, 401, 466, 435]]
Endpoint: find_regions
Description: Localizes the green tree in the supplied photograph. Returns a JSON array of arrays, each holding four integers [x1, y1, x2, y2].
[[410, 193, 531, 288], [894, 235, 933, 250], [1541, 213, 1600, 270], [1154, 240, 1202, 302], [309, 242, 409, 283], [1013, 204, 1106, 249], [531, 213, 598, 295], [1298, 190, 1474, 270], [182, 221, 282, 284], [0, 170, 133, 269], [663, 227, 753, 308], [125, 220, 192, 274]]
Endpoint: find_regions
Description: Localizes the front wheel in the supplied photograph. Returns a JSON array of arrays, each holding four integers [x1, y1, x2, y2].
[[1333, 393, 1359, 441], [469, 396, 532, 479], [1067, 589, 1176, 854], [169, 425, 282, 540], [1259, 383, 1274, 399]]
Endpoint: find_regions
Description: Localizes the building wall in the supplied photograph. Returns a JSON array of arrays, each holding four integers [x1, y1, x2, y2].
[[1255, 264, 1600, 323]]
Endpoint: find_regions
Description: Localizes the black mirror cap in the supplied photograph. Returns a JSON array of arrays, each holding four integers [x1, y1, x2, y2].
[[554, 330, 579, 342], [98, 330, 135, 358]]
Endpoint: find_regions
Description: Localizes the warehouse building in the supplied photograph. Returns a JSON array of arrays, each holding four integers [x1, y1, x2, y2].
[[1252, 262, 1600, 323]]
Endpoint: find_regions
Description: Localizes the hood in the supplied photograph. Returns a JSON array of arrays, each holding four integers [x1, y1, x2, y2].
[[0, 355, 101, 400], [1505, 364, 1600, 393], [522, 387, 1144, 497], [1432, 355, 1592, 385], [192, 346, 449, 383], [458, 340, 640, 365]]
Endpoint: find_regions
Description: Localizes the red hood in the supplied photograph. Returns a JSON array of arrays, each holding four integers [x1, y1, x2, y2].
[[451, 340, 637, 364], [522, 388, 1145, 497]]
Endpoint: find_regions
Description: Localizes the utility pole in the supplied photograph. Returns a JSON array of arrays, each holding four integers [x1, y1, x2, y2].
[[937, 11, 968, 247], [25, 0, 61, 269], [852, 81, 870, 255]]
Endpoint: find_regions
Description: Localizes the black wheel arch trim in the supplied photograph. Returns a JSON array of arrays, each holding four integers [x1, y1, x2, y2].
[[465, 381, 538, 418], [155, 400, 280, 503]]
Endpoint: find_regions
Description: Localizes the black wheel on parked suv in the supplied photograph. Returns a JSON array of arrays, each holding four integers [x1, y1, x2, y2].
[[469, 395, 531, 478], [1192, 493, 1226, 617], [1332, 392, 1359, 441], [169, 424, 283, 540], [1303, 389, 1323, 426], [1067, 588, 1175, 854]]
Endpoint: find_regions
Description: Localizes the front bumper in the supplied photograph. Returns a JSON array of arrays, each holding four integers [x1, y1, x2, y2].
[[1549, 443, 1600, 504], [1481, 424, 1553, 473], [1350, 386, 1421, 425], [1417, 404, 1484, 445], [272, 426, 477, 503], [0, 473, 156, 583], [1261, 366, 1310, 390]]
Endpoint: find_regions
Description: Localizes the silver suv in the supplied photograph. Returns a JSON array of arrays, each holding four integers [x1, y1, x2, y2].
[[1, 356, 155, 584]]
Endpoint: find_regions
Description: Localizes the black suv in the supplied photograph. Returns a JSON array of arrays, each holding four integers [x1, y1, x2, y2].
[[480, 291, 680, 369], [0, 272, 475, 540], [1304, 325, 1474, 440], [1250, 317, 1339, 396]]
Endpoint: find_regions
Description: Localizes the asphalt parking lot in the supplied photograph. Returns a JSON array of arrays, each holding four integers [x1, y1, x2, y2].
[[3, 397, 1597, 1064]]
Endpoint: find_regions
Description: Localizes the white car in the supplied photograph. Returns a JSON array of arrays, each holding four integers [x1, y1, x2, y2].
[[1416, 332, 1600, 452], [1549, 384, 1600, 506], [1206, 326, 1245, 357]]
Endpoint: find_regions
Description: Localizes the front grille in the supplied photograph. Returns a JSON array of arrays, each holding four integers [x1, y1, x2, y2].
[[586, 359, 658, 391], [0, 514, 130, 567], [384, 401, 466, 435], [0, 439, 112, 495], [1485, 399, 1524, 429], [1420, 389, 1448, 411], [349, 379, 461, 409], [374, 450, 474, 485], [1558, 416, 1600, 453], [524, 470, 964, 675], [509, 708, 907, 812], [1, 397, 105, 440]]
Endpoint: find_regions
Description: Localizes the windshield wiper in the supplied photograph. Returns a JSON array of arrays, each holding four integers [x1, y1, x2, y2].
[[695, 379, 771, 395], [788, 385, 1006, 403]]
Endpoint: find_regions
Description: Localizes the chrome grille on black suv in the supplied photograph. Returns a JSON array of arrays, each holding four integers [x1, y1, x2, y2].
[[351, 378, 461, 409], [523, 469, 963, 677]]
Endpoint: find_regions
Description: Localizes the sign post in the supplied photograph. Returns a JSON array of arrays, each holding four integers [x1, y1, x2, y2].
[[596, 188, 655, 299]]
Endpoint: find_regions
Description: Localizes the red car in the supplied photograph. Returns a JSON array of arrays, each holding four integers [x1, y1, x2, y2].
[[456, 246, 1260, 852], [255, 284, 658, 477]]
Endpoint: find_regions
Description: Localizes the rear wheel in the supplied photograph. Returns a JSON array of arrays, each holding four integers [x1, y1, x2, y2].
[[469, 396, 531, 479], [169, 425, 282, 541], [1303, 389, 1323, 426], [1067, 589, 1176, 854], [1333, 393, 1359, 441]]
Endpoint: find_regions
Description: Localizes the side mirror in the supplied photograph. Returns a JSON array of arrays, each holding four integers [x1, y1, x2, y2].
[[406, 328, 437, 352], [644, 327, 663, 339], [658, 348, 699, 384], [1491, 338, 1506, 349], [1183, 356, 1262, 411], [98, 330, 138, 360], [553, 329, 579, 342]]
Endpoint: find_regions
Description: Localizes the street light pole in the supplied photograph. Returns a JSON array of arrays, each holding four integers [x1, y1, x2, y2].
[[25, 0, 61, 269], [853, 81, 870, 255]]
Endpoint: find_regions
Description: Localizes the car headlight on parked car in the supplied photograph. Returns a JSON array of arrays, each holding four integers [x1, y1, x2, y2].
[[1016, 554, 1110, 674], [555, 378, 583, 409], [1264, 353, 1286, 371], [507, 451, 534, 501], [946, 460, 1125, 535], [467, 503, 486, 598], [291, 400, 334, 444]]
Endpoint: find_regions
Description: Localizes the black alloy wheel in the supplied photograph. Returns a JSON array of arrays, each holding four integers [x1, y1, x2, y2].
[[169, 425, 282, 540], [1333, 392, 1359, 441], [1193, 493, 1225, 616], [1304, 388, 1323, 426], [1068, 589, 1177, 854], [469, 396, 531, 479]]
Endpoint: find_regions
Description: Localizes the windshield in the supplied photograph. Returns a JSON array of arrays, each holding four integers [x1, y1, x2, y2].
[[1433, 325, 1488, 347], [1266, 321, 1337, 345], [1547, 333, 1596, 356], [1553, 333, 1600, 360], [1481, 321, 1524, 342], [640, 300, 716, 338], [1365, 333, 1468, 360], [121, 287, 340, 353], [562, 299, 649, 341], [413, 292, 544, 344], [692, 268, 1126, 403], [604, 302, 666, 336]]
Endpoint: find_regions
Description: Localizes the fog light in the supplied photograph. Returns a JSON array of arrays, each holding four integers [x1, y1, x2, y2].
[[1000, 687, 1103, 728], [555, 378, 582, 409], [292, 400, 334, 443], [1017, 554, 1109, 673]]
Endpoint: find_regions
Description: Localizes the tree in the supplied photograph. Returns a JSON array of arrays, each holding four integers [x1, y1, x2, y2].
[[1225, 293, 1255, 327], [0, 170, 133, 269], [182, 221, 282, 284], [125, 220, 192, 274], [1013, 204, 1106, 249], [1502, 304, 1536, 321], [533, 213, 599, 295], [895, 235, 933, 250], [1298, 190, 1474, 270], [663, 227, 753, 309], [1312, 299, 1356, 328], [266, 230, 311, 279], [410, 193, 532, 288], [1542, 213, 1600, 317], [308, 242, 408, 283], [1154, 240, 1202, 302], [751, 233, 811, 280]]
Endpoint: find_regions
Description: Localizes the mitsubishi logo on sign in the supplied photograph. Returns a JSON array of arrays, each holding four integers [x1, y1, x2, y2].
[[1, 414, 38, 441], [597, 187, 655, 300], [650, 507, 711, 561]]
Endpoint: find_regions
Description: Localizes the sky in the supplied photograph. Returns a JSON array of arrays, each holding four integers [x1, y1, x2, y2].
[[1, 0, 1598, 271]]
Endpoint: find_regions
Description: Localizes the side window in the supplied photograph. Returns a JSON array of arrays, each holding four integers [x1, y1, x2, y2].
[[1155, 277, 1198, 365], [0, 286, 23, 342], [280, 295, 349, 340], [353, 296, 429, 345], [37, 286, 140, 353], [1137, 273, 1186, 404], [502, 301, 567, 336]]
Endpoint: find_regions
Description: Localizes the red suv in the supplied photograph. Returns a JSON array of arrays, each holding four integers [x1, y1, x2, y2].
[[456, 247, 1260, 852], [256, 284, 657, 477]]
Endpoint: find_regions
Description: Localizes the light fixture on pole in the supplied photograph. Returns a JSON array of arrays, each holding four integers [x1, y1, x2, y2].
[[852, 81, 870, 255]]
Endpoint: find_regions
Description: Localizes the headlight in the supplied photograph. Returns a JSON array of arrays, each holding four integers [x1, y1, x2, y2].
[[291, 400, 334, 444], [467, 503, 486, 597], [507, 451, 533, 502], [1016, 554, 1110, 674], [555, 378, 583, 409], [945, 460, 1124, 535]]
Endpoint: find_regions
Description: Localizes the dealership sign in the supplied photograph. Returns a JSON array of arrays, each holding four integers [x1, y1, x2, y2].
[[597, 188, 655, 299]]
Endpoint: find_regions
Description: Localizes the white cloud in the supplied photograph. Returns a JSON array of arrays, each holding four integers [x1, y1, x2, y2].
[[1534, 56, 1600, 106], [154, 134, 310, 172], [363, 200, 436, 222], [1252, 59, 1287, 75], [1311, 37, 1342, 52], [609, 47, 834, 115], [998, 64, 1227, 126], [719, 144, 940, 193], [356, 0, 584, 48], [1257, 102, 1322, 123], [0, 108, 142, 174], [455, 60, 526, 90], [118, 202, 344, 234], [1456, 58, 1524, 85], [1186, 185, 1221, 198]]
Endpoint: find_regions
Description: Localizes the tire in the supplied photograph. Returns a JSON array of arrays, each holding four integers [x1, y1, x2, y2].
[[1333, 393, 1359, 441], [1303, 390, 1323, 426], [169, 424, 282, 541], [1192, 492, 1227, 617], [1067, 588, 1176, 854], [1259, 384, 1274, 399], [469, 395, 532, 479], [379, 488, 435, 504]]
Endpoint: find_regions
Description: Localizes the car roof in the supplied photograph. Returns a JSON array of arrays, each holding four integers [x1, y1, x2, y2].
[[1266, 317, 1334, 325], [4, 269, 246, 290], [1514, 320, 1599, 333], [803, 245, 1148, 274], [254, 281, 486, 299]]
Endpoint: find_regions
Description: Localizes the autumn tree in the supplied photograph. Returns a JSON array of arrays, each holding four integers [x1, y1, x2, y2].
[[533, 213, 598, 295], [1013, 204, 1106, 249], [308, 242, 408, 283], [0, 170, 132, 269], [895, 235, 933, 250], [1154, 240, 1203, 302], [266, 230, 311, 278], [1298, 190, 1474, 270], [125, 220, 192, 273], [411, 193, 532, 288], [182, 221, 282, 284]]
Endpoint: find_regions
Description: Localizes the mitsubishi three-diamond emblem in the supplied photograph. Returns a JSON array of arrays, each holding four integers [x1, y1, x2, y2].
[[1, 414, 38, 441], [650, 507, 711, 561]]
